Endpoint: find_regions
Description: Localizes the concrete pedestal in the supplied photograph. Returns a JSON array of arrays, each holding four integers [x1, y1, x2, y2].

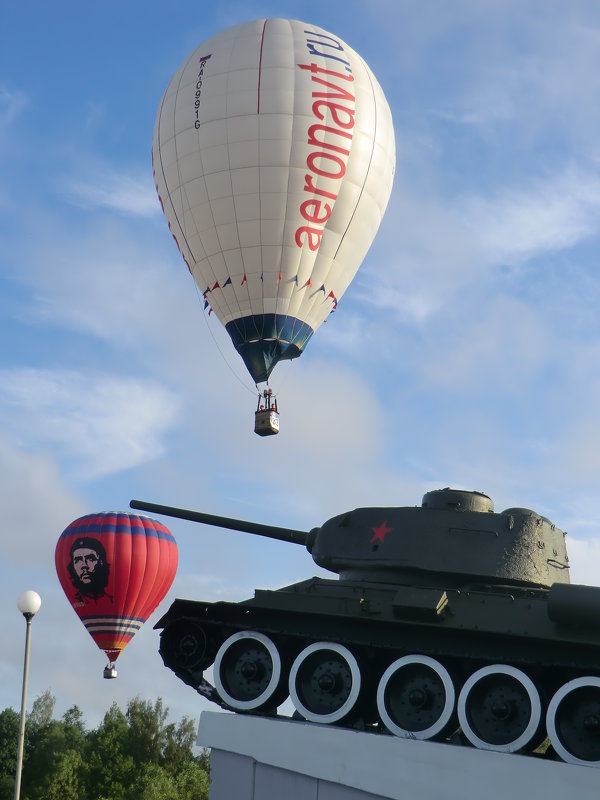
[[197, 712, 598, 800]]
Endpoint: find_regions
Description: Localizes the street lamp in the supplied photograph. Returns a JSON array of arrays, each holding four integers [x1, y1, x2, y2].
[[14, 590, 41, 800]]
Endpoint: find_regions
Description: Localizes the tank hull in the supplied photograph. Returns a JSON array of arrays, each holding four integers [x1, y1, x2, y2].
[[157, 577, 600, 764], [158, 577, 600, 670]]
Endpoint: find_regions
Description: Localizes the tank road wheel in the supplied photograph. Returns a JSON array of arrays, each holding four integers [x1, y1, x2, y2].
[[458, 665, 542, 753], [213, 631, 283, 712], [289, 642, 361, 724], [159, 620, 213, 675], [377, 655, 456, 740], [546, 677, 600, 766]]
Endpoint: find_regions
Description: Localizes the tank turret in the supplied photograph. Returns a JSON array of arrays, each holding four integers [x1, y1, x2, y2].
[[132, 488, 569, 588], [130, 491, 600, 768]]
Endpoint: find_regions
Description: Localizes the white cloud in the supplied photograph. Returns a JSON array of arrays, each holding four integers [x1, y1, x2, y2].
[[12, 215, 197, 354], [567, 537, 600, 586], [382, 1, 600, 147], [0, 368, 181, 480], [460, 168, 600, 265], [353, 162, 600, 331], [418, 294, 549, 392], [354, 188, 485, 325], [0, 436, 85, 563], [545, 381, 600, 489], [62, 168, 160, 217], [222, 358, 421, 522], [426, 58, 519, 130]]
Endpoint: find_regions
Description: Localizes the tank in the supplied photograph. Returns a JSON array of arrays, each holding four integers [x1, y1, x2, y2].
[[130, 489, 600, 767]]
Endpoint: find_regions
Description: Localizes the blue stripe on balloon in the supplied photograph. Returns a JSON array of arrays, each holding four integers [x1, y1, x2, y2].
[[85, 629, 137, 637], [58, 517, 176, 542], [84, 625, 142, 634]]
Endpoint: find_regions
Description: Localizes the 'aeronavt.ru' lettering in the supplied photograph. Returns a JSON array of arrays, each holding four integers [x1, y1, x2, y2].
[[295, 31, 355, 252]]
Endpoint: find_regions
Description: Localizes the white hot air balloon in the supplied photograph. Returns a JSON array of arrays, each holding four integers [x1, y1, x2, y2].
[[153, 18, 395, 433]]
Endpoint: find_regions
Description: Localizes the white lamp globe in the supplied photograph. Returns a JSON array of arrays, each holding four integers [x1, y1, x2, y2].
[[17, 591, 41, 617]]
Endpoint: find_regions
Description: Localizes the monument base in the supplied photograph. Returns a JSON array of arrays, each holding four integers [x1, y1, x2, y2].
[[197, 712, 597, 800]]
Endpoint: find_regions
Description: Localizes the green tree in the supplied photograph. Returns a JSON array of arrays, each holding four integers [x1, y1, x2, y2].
[[85, 702, 134, 800], [22, 714, 87, 800], [128, 763, 178, 800], [174, 759, 210, 800], [0, 708, 19, 800], [27, 689, 55, 730], [125, 698, 169, 765], [30, 748, 84, 800], [127, 760, 209, 800], [63, 706, 84, 728], [0, 691, 210, 800], [162, 716, 196, 775]]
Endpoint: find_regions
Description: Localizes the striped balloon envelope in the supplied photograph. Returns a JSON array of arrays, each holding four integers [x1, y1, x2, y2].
[[153, 18, 395, 384], [55, 512, 178, 674]]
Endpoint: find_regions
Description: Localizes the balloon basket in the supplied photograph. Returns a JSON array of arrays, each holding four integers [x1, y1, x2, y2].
[[103, 663, 118, 679], [254, 389, 280, 437]]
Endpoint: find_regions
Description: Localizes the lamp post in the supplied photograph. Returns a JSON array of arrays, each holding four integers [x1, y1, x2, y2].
[[14, 590, 41, 800]]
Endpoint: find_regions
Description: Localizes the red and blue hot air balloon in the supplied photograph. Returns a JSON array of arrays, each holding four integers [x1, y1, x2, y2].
[[55, 512, 178, 677]]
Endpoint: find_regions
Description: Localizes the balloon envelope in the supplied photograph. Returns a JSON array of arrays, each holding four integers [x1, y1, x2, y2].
[[55, 513, 178, 664], [153, 18, 395, 382]]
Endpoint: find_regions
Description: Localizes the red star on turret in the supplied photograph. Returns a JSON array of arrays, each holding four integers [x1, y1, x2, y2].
[[371, 520, 392, 544]]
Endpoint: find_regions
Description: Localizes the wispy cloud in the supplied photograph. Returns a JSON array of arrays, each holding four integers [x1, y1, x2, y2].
[[62, 168, 160, 217], [459, 167, 600, 265], [12, 216, 191, 351], [0, 84, 28, 130], [354, 188, 485, 325], [84, 100, 105, 130], [427, 62, 519, 130], [354, 162, 600, 326], [0, 435, 85, 562], [0, 368, 181, 479]]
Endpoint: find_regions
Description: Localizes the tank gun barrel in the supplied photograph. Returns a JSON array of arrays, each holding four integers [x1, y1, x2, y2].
[[129, 499, 309, 546]]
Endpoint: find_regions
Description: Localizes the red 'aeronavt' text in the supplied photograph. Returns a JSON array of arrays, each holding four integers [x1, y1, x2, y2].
[[295, 31, 356, 251]]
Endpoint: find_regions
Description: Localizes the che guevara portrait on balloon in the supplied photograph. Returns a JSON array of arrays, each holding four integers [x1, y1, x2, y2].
[[67, 536, 113, 606]]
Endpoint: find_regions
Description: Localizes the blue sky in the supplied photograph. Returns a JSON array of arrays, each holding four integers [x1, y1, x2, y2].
[[2, 0, 600, 728]]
